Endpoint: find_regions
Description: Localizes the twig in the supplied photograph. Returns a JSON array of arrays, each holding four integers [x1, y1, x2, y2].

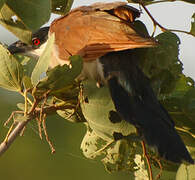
[[141, 141, 153, 180], [0, 102, 75, 156], [19, 91, 33, 106], [42, 113, 56, 154], [36, 117, 43, 140], [175, 126, 195, 138], [153, 157, 162, 180], [20, 126, 26, 137], [140, 1, 195, 37], [24, 90, 28, 116], [4, 111, 24, 126], [0, 121, 28, 156]]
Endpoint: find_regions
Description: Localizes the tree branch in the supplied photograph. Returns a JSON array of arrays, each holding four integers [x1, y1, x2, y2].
[[0, 103, 75, 156], [0, 121, 28, 156], [140, 1, 195, 37]]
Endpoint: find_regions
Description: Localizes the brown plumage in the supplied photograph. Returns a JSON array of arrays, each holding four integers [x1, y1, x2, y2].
[[49, 2, 156, 63]]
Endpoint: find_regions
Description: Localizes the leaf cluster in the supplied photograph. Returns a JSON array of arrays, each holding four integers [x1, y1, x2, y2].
[[0, 0, 73, 43], [0, 34, 84, 153]]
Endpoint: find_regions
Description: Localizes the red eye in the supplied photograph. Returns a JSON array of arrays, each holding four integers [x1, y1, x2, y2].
[[32, 38, 40, 46]]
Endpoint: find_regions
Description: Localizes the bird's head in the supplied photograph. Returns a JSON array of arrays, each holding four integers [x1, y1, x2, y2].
[[8, 26, 49, 59]]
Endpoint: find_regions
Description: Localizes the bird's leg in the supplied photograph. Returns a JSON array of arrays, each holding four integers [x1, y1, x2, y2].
[[141, 141, 153, 180]]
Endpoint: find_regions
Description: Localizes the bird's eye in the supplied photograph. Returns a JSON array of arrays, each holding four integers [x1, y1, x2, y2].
[[32, 38, 40, 46]]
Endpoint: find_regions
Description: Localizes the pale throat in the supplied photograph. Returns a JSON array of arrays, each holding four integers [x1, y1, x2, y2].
[[29, 40, 106, 85]]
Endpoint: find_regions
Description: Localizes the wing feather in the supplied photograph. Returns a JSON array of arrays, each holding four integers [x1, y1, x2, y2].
[[50, 3, 156, 62]]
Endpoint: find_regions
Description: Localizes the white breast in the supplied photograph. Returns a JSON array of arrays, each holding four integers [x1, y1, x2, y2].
[[50, 44, 105, 84]]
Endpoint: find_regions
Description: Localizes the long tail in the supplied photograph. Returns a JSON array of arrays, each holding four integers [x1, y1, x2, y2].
[[100, 50, 194, 164]]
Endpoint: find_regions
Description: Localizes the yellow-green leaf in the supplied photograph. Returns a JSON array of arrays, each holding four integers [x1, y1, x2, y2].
[[0, 4, 32, 44], [31, 33, 55, 86], [0, 0, 6, 9], [36, 55, 82, 94], [176, 164, 195, 180], [6, 0, 51, 31], [0, 44, 23, 92]]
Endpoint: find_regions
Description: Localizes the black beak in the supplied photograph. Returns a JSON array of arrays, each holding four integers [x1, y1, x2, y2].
[[8, 41, 33, 54], [8, 26, 49, 55]]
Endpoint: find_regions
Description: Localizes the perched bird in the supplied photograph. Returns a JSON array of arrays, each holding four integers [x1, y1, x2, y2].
[[8, 2, 194, 164]]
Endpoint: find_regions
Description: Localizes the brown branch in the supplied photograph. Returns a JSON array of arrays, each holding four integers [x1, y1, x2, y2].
[[141, 141, 153, 180], [0, 103, 75, 157], [42, 113, 56, 154], [0, 121, 28, 156]]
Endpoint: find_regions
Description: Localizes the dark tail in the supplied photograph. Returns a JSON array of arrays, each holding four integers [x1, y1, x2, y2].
[[100, 50, 194, 164]]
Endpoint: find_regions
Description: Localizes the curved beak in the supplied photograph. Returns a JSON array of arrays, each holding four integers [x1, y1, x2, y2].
[[8, 40, 33, 54]]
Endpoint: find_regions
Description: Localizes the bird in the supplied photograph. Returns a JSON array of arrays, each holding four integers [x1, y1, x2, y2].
[[8, 2, 194, 164]]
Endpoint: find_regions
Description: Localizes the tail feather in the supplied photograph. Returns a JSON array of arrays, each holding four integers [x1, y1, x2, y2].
[[100, 50, 194, 164]]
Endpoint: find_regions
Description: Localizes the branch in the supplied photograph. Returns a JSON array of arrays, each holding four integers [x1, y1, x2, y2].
[[140, 1, 195, 37], [0, 103, 75, 156], [0, 121, 28, 156]]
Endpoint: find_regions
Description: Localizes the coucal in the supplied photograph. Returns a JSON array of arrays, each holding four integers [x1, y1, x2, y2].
[[8, 2, 194, 164]]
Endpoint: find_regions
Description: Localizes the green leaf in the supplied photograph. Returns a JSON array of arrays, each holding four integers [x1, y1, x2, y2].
[[80, 125, 107, 159], [80, 80, 136, 141], [17, 103, 25, 110], [13, 113, 28, 122], [102, 140, 139, 174], [31, 33, 55, 86], [0, 44, 23, 92], [160, 75, 195, 147], [57, 108, 86, 123], [51, 0, 73, 15], [6, 0, 51, 31], [176, 164, 195, 180], [0, 0, 6, 10], [14, 55, 37, 77], [23, 76, 33, 89], [139, 32, 182, 95], [190, 13, 195, 36], [36, 55, 82, 94], [80, 124, 141, 174], [174, 74, 194, 94], [17, 102, 31, 111], [132, 20, 150, 37], [0, 0, 51, 43], [0, 4, 32, 44]]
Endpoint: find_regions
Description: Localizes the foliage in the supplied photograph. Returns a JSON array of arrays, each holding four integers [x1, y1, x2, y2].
[[0, 0, 73, 43], [0, 0, 194, 180], [0, 44, 23, 91]]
